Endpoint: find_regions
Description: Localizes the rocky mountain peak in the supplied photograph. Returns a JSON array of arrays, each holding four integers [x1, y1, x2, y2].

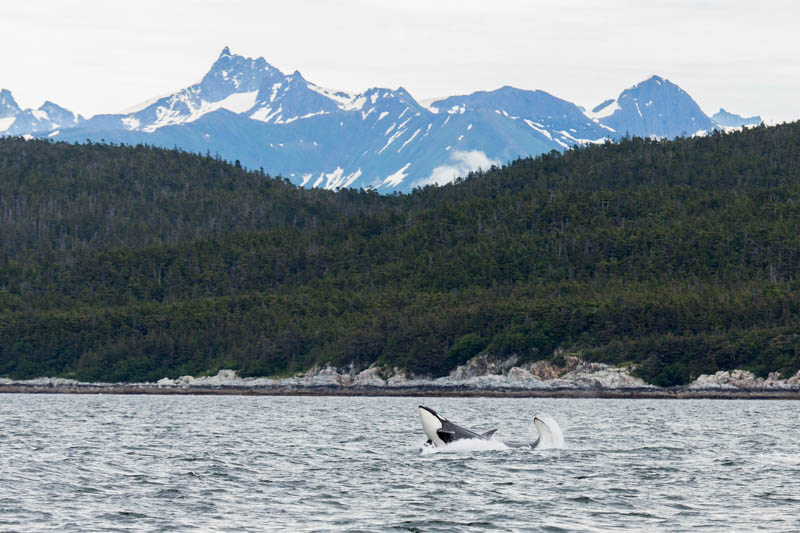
[[598, 74, 715, 138], [0, 89, 21, 118]]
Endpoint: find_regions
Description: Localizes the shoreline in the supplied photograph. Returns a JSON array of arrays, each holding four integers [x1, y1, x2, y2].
[[3, 384, 800, 400]]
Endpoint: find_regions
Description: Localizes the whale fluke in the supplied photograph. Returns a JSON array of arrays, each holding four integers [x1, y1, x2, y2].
[[533, 415, 565, 449]]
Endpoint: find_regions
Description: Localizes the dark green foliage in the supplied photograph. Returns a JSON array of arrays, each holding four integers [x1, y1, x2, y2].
[[488, 323, 554, 361], [446, 334, 487, 370], [2, 123, 800, 384]]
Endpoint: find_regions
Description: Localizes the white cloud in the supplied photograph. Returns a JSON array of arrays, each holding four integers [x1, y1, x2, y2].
[[415, 150, 500, 187]]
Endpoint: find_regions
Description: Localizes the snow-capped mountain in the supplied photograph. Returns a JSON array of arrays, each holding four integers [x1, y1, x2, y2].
[[428, 86, 613, 149], [47, 47, 604, 191], [0, 89, 83, 136], [5, 49, 759, 191], [587, 75, 716, 138], [0, 90, 19, 119], [117, 47, 339, 132]]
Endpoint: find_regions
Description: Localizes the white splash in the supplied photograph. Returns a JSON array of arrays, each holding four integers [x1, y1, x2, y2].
[[420, 438, 509, 455]]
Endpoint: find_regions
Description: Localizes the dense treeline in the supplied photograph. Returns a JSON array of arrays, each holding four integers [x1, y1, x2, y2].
[[1, 124, 800, 385]]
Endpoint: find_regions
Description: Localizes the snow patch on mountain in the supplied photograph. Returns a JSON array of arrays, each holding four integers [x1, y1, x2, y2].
[[398, 128, 421, 151], [306, 83, 354, 109], [203, 91, 260, 116], [121, 117, 140, 130], [379, 128, 406, 154], [142, 90, 260, 131], [524, 119, 552, 140], [0, 116, 16, 132], [250, 106, 281, 122], [586, 98, 620, 120], [382, 163, 412, 187], [318, 167, 363, 190]]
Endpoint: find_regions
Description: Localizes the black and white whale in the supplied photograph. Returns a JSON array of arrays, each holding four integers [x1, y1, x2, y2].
[[418, 405, 564, 449]]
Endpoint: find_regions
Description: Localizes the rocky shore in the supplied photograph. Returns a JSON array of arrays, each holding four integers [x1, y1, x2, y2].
[[2, 354, 800, 399]]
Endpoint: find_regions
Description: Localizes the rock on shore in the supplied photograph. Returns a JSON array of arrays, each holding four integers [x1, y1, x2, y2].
[[2, 354, 799, 393], [688, 369, 800, 391], [0, 354, 651, 391]]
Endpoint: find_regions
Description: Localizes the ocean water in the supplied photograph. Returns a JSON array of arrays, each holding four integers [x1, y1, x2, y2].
[[1, 394, 798, 532]]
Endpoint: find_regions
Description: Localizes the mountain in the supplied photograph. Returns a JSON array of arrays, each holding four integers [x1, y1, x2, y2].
[[0, 89, 83, 136], [587, 75, 716, 138], [428, 86, 614, 148], [712, 108, 762, 128], [49, 48, 604, 192], [0, 89, 20, 118], [0, 90, 23, 133], [104, 47, 329, 132], [5, 49, 758, 191]]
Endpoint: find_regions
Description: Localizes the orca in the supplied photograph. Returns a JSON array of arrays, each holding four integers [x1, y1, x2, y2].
[[418, 405, 563, 449]]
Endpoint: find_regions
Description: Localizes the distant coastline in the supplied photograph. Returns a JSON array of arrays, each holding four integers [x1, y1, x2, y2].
[[4, 359, 800, 400], [3, 383, 800, 400]]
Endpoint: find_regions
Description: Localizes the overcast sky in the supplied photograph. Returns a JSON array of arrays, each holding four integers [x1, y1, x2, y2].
[[2, 0, 798, 123]]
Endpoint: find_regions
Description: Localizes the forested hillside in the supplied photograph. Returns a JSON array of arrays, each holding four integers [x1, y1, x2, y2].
[[2, 123, 800, 385]]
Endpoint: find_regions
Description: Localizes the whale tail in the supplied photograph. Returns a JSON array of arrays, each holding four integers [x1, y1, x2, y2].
[[533, 415, 565, 449]]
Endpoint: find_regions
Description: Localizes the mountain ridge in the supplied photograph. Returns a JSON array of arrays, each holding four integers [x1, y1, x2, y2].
[[0, 88, 84, 136], [3, 48, 760, 191], [712, 107, 763, 128]]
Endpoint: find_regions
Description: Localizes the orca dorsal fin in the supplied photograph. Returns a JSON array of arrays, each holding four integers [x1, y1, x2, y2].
[[481, 429, 498, 439]]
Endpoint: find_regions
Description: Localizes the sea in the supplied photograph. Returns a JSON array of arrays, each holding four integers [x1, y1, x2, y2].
[[1, 394, 798, 532]]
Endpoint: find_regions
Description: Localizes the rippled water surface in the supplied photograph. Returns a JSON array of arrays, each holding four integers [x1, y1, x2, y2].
[[1, 394, 799, 532]]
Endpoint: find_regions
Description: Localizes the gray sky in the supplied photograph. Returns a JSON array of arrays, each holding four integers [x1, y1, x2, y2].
[[2, 0, 798, 123]]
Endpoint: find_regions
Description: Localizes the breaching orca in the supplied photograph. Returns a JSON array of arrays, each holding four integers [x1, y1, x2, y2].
[[418, 405, 564, 449]]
